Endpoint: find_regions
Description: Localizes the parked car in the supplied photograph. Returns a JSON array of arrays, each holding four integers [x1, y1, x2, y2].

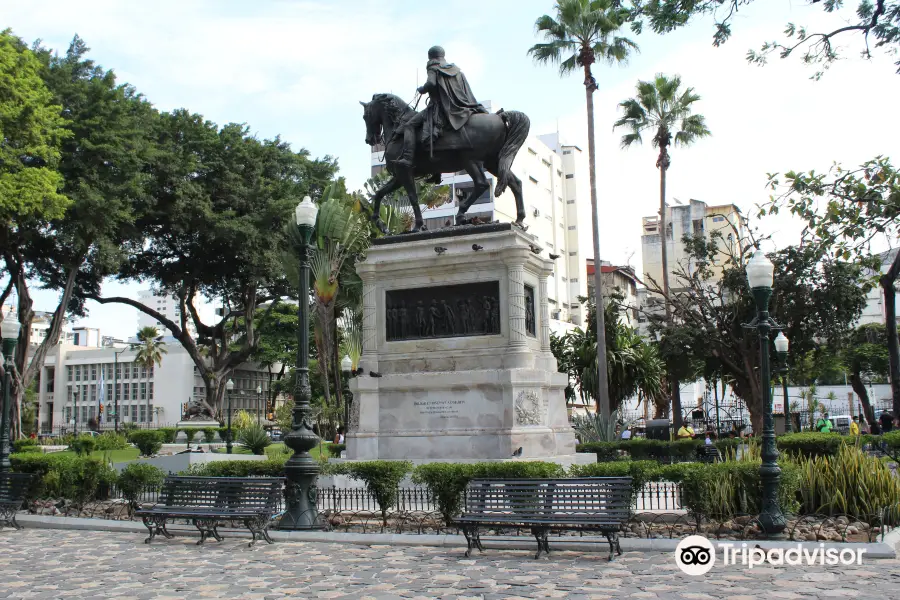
[[267, 428, 282, 442]]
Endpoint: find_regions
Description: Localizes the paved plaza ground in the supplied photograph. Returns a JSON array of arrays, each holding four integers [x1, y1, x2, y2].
[[1, 529, 898, 599]]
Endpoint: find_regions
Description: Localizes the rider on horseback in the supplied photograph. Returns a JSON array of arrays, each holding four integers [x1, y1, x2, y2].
[[393, 46, 488, 170]]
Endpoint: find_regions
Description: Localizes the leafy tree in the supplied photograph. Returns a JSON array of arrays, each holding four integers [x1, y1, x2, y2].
[[845, 324, 891, 426], [0, 30, 68, 229], [359, 169, 450, 232], [613, 73, 711, 427], [764, 157, 900, 416], [89, 108, 338, 417], [627, 0, 900, 76], [132, 326, 167, 423], [649, 229, 868, 432], [528, 0, 639, 417], [2, 34, 153, 437], [552, 292, 664, 414], [246, 301, 299, 414]]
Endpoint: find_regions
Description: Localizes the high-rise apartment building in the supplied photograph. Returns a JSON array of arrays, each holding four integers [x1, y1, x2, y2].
[[137, 289, 196, 337], [369, 108, 591, 327]]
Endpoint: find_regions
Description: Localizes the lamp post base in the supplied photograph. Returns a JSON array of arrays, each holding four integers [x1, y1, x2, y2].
[[277, 460, 324, 530]]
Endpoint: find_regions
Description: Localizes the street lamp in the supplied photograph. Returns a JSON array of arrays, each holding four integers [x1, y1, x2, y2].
[[280, 195, 321, 530], [744, 250, 786, 534], [341, 354, 353, 431], [774, 332, 791, 434], [113, 347, 127, 433], [225, 378, 235, 454], [0, 316, 21, 473], [256, 384, 262, 426]]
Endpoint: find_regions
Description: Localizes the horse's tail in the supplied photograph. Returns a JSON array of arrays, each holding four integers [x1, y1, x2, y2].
[[494, 110, 530, 197]]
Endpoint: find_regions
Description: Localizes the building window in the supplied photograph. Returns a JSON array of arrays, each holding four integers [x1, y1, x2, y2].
[[528, 176, 538, 184], [567, 199, 575, 204], [557, 170, 562, 177], [132, 364, 140, 379], [132, 384, 138, 400], [141, 382, 147, 400], [571, 278, 579, 282], [149, 383, 154, 399], [527, 147, 537, 155], [568, 226, 576, 230], [565, 174, 574, 179], [569, 251, 577, 256], [140, 405, 146, 423], [712, 216, 725, 222], [563, 150, 572, 155], [91, 365, 97, 380], [68, 367, 73, 381]]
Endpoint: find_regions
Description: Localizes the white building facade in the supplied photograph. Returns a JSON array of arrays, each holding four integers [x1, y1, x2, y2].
[[137, 289, 196, 337], [38, 341, 275, 432], [369, 112, 592, 328]]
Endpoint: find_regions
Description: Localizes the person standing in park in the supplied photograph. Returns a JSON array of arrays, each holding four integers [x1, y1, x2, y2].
[[849, 416, 861, 436], [676, 422, 695, 439], [816, 412, 834, 433]]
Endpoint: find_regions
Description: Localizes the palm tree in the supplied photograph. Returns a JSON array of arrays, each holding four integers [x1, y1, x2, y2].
[[613, 74, 711, 320], [528, 0, 638, 418], [613, 74, 711, 427], [132, 326, 167, 425]]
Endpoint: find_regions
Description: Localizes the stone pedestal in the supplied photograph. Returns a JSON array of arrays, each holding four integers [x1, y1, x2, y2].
[[346, 223, 581, 462]]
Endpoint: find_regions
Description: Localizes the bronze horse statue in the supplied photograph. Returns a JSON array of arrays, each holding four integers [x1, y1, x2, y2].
[[361, 93, 529, 233]]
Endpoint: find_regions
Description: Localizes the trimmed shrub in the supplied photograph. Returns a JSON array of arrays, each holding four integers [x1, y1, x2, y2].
[[10, 453, 116, 503], [658, 460, 801, 518], [117, 463, 165, 512], [12, 438, 41, 453], [202, 427, 217, 443], [186, 458, 286, 477], [342, 460, 413, 526], [217, 427, 231, 443], [158, 427, 178, 444], [575, 442, 620, 462], [328, 443, 346, 458], [129, 430, 164, 457], [237, 424, 272, 455], [776, 432, 844, 458], [412, 461, 565, 525], [180, 428, 199, 443], [95, 432, 129, 451], [569, 460, 660, 501], [68, 435, 97, 456]]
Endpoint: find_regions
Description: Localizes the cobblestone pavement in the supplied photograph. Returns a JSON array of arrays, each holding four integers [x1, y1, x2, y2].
[[1, 529, 898, 599]]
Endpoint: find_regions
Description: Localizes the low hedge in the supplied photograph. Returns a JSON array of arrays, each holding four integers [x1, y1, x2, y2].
[[117, 463, 165, 511], [10, 453, 117, 502], [12, 438, 41, 453], [569, 460, 660, 501], [576, 438, 746, 462], [180, 428, 200, 443], [68, 435, 97, 456], [411, 461, 566, 525], [158, 427, 178, 444], [95, 432, 129, 451], [186, 459, 287, 477], [201, 427, 217, 443], [776, 432, 844, 458]]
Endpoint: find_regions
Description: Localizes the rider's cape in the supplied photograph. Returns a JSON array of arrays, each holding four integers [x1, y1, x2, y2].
[[430, 61, 486, 131]]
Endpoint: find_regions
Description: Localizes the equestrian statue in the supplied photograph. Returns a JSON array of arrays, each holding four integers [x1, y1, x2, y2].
[[361, 46, 529, 233]]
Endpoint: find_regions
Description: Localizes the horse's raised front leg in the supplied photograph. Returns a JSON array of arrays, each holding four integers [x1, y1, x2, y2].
[[505, 172, 527, 231], [369, 176, 403, 234]]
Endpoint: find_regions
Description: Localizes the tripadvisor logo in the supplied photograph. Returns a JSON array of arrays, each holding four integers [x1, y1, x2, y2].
[[675, 535, 868, 575]]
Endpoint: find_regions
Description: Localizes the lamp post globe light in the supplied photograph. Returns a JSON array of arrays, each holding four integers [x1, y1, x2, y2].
[[279, 195, 322, 530], [0, 316, 21, 473], [225, 378, 235, 455], [744, 250, 786, 534], [774, 332, 792, 434]]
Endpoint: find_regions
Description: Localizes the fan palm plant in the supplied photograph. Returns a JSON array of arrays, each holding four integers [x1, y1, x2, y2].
[[132, 326, 167, 424], [284, 184, 371, 407], [528, 0, 638, 418], [613, 74, 710, 427]]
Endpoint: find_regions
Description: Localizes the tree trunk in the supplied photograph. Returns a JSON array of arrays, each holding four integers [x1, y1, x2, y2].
[[849, 370, 875, 427], [583, 63, 611, 419], [881, 257, 900, 417], [332, 315, 343, 412], [657, 149, 681, 430]]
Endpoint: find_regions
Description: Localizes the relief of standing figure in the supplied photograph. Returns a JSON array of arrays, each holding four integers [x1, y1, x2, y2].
[[416, 300, 428, 337]]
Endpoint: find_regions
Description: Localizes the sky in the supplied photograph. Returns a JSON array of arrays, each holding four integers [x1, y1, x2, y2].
[[4, 0, 900, 340]]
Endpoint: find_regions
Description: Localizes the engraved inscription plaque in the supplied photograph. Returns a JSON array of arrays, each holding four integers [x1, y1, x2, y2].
[[385, 281, 501, 341], [524, 285, 536, 337]]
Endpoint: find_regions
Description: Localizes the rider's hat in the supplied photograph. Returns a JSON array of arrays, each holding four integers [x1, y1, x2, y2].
[[427, 46, 445, 60]]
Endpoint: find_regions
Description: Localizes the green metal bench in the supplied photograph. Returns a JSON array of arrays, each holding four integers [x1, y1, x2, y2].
[[454, 477, 632, 560], [0, 472, 32, 530]]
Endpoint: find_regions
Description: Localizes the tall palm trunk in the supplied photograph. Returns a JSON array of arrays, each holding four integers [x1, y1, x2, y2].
[[657, 142, 680, 429], [881, 252, 900, 417], [583, 61, 611, 418]]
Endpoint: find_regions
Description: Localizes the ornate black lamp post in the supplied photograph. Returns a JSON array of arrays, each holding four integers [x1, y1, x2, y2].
[[256, 384, 262, 426], [774, 332, 791, 434], [279, 195, 321, 530], [0, 316, 21, 473], [744, 250, 786, 534], [341, 354, 353, 430], [225, 378, 234, 454]]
